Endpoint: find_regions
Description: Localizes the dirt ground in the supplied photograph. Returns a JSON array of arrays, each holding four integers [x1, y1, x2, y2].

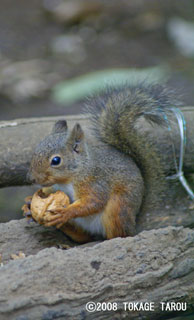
[[0, 0, 194, 221]]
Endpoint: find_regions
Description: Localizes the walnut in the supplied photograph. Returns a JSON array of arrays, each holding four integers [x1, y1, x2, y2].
[[30, 189, 70, 224]]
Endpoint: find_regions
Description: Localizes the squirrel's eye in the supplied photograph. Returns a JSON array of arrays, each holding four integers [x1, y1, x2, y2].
[[51, 156, 61, 166]]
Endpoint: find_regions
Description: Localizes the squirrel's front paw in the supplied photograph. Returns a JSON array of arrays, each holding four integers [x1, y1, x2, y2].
[[44, 208, 69, 229], [22, 196, 33, 219]]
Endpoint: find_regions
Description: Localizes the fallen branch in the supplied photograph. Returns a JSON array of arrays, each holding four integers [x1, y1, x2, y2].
[[0, 221, 193, 320]]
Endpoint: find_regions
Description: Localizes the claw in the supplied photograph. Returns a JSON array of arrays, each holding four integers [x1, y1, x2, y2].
[[24, 196, 32, 209], [22, 195, 33, 217], [26, 202, 31, 209], [25, 211, 32, 217]]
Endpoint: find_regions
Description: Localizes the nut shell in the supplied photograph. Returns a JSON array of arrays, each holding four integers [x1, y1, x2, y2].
[[31, 189, 70, 223]]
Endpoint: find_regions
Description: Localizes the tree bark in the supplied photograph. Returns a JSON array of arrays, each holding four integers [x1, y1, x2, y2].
[[0, 221, 193, 320]]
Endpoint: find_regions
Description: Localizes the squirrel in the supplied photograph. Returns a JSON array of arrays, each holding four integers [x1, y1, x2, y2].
[[25, 82, 187, 243]]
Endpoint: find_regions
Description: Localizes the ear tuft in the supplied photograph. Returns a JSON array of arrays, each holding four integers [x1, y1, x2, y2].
[[52, 120, 68, 134]]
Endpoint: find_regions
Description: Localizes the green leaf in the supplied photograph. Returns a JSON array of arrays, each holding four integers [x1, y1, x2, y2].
[[52, 66, 170, 104]]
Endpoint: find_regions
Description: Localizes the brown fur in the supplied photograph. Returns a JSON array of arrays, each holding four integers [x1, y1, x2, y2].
[[28, 83, 180, 242], [60, 222, 93, 243], [102, 184, 136, 238]]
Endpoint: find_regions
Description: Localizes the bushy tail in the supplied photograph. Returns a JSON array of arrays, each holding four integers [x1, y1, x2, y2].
[[86, 83, 180, 207]]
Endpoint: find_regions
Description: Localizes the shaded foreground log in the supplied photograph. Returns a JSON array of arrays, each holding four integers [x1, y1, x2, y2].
[[0, 221, 194, 320]]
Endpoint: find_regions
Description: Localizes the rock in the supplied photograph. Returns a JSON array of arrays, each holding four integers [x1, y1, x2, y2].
[[44, 0, 103, 25], [0, 221, 194, 319], [0, 58, 58, 102], [51, 34, 86, 63], [168, 17, 194, 57]]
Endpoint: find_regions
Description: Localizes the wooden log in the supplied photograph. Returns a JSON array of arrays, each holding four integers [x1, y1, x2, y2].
[[1, 107, 194, 188], [0, 221, 193, 320], [0, 112, 194, 320]]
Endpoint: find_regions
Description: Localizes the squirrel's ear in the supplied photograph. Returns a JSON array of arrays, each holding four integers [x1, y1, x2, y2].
[[52, 120, 68, 134], [70, 123, 84, 142], [69, 123, 85, 153]]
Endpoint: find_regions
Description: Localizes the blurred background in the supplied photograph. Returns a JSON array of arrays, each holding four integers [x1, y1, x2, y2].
[[1, 0, 194, 222]]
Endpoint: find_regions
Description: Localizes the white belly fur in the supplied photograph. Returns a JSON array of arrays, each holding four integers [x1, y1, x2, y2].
[[72, 213, 106, 237], [53, 183, 75, 203], [53, 183, 106, 237]]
